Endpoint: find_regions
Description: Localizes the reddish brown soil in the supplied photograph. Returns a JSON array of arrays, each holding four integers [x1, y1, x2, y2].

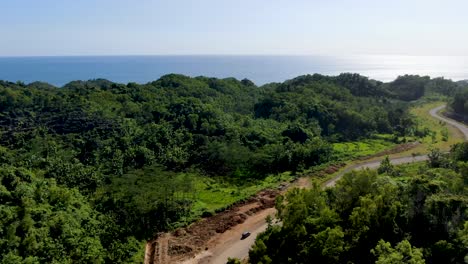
[[357, 141, 420, 160], [145, 189, 279, 264]]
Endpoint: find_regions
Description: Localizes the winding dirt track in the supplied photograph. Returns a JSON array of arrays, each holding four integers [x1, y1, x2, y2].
[[151, 104, 466, 264], [323, 155, 428, 187], [325, 104, 468, 187], [429, 105, 468, 140]]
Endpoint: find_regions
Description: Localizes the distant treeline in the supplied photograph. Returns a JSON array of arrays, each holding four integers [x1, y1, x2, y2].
[[0, 73, 464, 262], [449, 82, 468, 118]]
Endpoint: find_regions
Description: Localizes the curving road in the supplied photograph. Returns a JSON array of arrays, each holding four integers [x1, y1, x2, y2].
[[429, 105, 468, 140], [325, 104, 468, 187], [193, 104, 467, 264], [323, 155, 428, 187]]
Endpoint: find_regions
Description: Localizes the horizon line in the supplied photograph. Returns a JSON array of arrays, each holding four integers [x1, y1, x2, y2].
[[0, 53, 467, 58]]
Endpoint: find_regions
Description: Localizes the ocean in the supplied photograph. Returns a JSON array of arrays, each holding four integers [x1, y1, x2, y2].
[[0, 55, 467, 87]]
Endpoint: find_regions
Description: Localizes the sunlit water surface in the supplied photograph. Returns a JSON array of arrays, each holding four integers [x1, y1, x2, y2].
[[0, 55, 466, 86]]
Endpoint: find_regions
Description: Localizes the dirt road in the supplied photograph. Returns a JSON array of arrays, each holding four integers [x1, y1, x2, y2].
[[151, 104, 466, 264], [211, 154, 430, 264], [430, 105, 468, 140], [323, 155, 428, 187], [194, 208, 276, 264], [324, 104, 467, 187]]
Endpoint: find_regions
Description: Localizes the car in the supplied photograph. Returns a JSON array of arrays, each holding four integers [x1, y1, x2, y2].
[[241, 231, 251, 240]]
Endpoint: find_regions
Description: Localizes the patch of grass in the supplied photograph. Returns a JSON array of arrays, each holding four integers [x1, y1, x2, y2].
[[332, 137, 395, 160], [390, 161, 428, 181], [406, 101, 463, 154], [177, 135, 398, 224], [189, 172, 293, 218], [351, 101, 463, 162]]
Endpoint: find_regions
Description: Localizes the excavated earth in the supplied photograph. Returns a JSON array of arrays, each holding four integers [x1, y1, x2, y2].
[[145, 189, 279, 264]]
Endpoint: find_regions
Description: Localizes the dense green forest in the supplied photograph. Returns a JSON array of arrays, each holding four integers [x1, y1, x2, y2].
[[0, 73, 465, 262], [249, 144, 468, 263], [449, 84, 468, 117]]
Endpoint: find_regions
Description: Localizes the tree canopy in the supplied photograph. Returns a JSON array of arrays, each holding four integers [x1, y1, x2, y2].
[[250, 144, 468, 263], [0, 73, 465, 262]]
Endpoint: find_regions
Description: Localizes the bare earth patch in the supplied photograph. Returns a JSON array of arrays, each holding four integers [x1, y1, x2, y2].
[[145, 189, 279, 264]]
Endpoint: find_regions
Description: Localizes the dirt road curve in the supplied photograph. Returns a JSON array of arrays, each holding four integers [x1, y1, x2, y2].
[[430, 105, 468, 140], [192, 208, 276, 264], [156, 104, 466, 264], [324, 104, 468, 187], [323, 155, 428, 187]]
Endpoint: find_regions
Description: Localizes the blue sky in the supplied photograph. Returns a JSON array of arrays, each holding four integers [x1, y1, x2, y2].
[[1, 0, 467, 56]]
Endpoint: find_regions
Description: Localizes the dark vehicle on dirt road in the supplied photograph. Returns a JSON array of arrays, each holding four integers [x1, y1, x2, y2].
[[241, 232, 251, 240]]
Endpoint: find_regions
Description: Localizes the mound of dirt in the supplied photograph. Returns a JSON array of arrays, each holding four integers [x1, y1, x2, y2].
[[169, 244, 193, 256], [357, 141, 420, 160], [145, 189, 279, 264]]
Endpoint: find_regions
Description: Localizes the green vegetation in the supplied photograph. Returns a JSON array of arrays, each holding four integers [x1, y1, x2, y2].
[[409, 102, 464, 153], [192, 172, 293, 216], [0, 166, 144, 263], [448, 82, 468, 118], [332, 137, 395, 160], [250, 143, 468, 263], [0, 73, 465, 262], [385, 75, 467, 101]]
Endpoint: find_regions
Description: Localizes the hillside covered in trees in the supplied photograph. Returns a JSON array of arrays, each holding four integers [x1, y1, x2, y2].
[[449, 87, 468, 118], [0, 73, 465, 262], [250, 144, 468, 264]]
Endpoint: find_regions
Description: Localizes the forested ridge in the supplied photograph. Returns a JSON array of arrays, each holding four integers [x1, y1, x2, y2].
[[449, 83, 468, 118], [0, 73, 466, 263]]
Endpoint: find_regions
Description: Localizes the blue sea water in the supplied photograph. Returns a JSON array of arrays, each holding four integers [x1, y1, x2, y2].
[[0, 55, 467, 87]]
